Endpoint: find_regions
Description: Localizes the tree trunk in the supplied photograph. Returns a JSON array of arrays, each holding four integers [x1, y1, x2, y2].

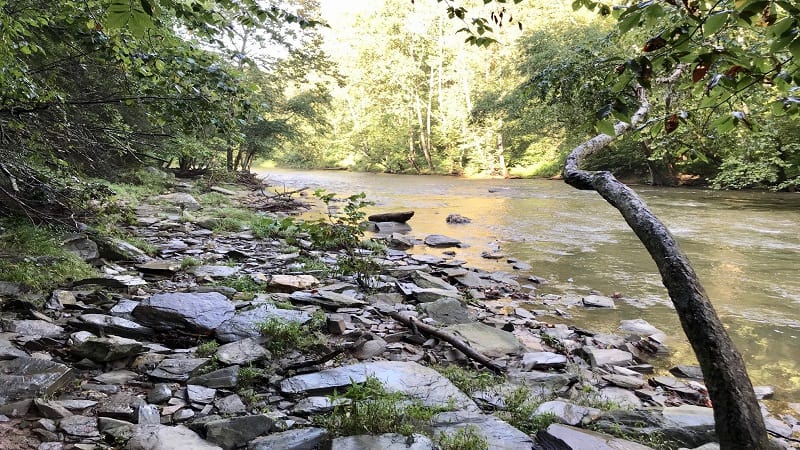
[[563, 86, 772, 450]]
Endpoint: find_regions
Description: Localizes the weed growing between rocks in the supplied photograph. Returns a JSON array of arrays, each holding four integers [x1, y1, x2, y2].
[[0, 219, 97, 292], [257, 314, 325, 355], [436, 425, 489, 450], [194, 340, 219, 358], [435, 364, 503, 395], [315, 376, 446, 437], [216, 275, 267, 293], [496, 386, 557, 435], [180, 256, 202, 270], [238, 365, 267, 387]]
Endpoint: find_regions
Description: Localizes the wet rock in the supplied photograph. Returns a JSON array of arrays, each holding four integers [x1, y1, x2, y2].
[[62, 234, 99, 262], [753, 385, 775, 400], [290, 290, 366, 308], [512, 262, 532, 270], [537, 423, 654, 450], [267, 274, 319, 293], [650, 376, 703, 401], [193, 265, 240, 278], [423, 234, 462, 248], [59, 415, 99, 437], [98, 393, 145, 422], [216, 338, 271, 365], [72, 335, 145, 362], [187, 365, 240, 389], [620, 319, 664, 337], [481, 251, 508, 260], [373, 222, 412, 234], [147, 384, 172, 404], [429, 410, 533, 450], [187, 385, 217, 404], [444, 323, 524, 357], [582, 295, 615, 308], [247, 427, 329, 450], [2, 320, 64, 338], [451, 271, 492, 289], [419, 298, 471, 325], [133, 292, 234, 334], [216, 303, 310, 343], [411, 271, 457, 291], [331, 433, 434, 450], [413, 288, 462, 304], [280, 361, 477, 411], [147, 358, 210, 382], [204, 415, 274, 450], [522, 352, 568, 370], [670, 365, 704, 380], [214, 394, 247, 415], [580, 347, 633, 368], [445, 214, 471, 224], [0, 357, 73, 403], [52, 399, 97, 411], [126, 424, 222, 450], [387, 233, 415, 249], [535, 401, 596, 426], [154, 193, 201, 211], [369, 211, 414, 223], [72, 314, 155, 340]]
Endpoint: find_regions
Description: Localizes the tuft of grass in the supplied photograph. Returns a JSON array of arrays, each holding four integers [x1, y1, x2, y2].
[[495, 386, 556, 435], [436, 425, 489, 450], [0, 220, 98, 292], [315, 376, 446, 437], [195, 340, 219, 358], [197, 192, 232, 208], [181, 256, 202, 270], [238, 365, 266, 387], [216, 275, 266, 293], [257, 317, 325, 355], [212, 217, 245, 233], [435, 365, 503, 396]]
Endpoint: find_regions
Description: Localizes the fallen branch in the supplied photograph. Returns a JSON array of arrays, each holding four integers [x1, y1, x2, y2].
[[563, 84, 770, 449], [385, 310, 505, 375]]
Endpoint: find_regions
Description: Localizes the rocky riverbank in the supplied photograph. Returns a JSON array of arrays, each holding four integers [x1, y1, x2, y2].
[[0, 174, 797, 450]]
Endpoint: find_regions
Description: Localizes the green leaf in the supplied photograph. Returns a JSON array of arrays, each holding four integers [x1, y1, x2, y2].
[[790, 37, 800, 62], [618, 11, 642, 34], [596, 119, 616, 136], [703, 11, 729, 37]]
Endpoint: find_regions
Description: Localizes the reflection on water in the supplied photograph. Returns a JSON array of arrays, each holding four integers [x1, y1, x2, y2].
[[258, 168, 800, 403]]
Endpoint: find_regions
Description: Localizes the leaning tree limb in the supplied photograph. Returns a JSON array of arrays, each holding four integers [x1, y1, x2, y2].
[[386, 310, 505, 375], [563, 86, 772, 449]]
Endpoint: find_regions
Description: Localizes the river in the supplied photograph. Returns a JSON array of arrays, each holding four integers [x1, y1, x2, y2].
[[257, 168, 800, 406]]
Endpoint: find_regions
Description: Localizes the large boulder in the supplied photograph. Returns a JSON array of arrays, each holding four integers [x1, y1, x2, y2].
[[216, 303, 310, 343], [61, 233, 99, 262], [423, 234, 462, 248], [126, 424, 221, 450], [444, 323, 524, 357], [133, 292, 234, 334], [368, 211, 414, 223], [420, 298, 471, 325], [429, 410, 534, 450], [537, 423, 654, 449], [247, 427, 329, 450], [0, 357, 73, 403]]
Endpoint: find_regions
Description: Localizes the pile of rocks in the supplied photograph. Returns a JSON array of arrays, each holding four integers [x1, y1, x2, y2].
[[0, 185, 797, 450]]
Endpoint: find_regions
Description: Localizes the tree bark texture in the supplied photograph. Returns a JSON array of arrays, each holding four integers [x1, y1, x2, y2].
[[563, 87, 771, 449]]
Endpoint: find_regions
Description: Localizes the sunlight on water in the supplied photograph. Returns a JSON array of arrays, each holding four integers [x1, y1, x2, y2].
[[258, 168, 800, 404]]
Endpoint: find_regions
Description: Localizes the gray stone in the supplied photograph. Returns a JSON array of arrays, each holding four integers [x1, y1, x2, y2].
[[522, 352, 568, 370], [135, 261, 181, 276], [210, 186, 237, 196], [0, 357, 73, 403], [0, 281, 25, 297], [292, 396, 351, 415], [268, 274, 319, 293], [602, 374, 645, 390], [187, 385, 217, 404], [593, 407, 716, 448], [98, 393, 145, 422], [620, 319, 664, 337], [369, 211, 414, 223], [137, 404, 160, 425], [387, 233, 414, 249], [59, 415, 99, 437], [216, 338, 271, 365], [535, 400, 596, 426], [147, 384, 172, 404], [133, 292, 234, 334], [214, 394, 246, 415], [411, 271, 457, 291], [290, 290, 367, 308], [753, 385, 775, 400], [420, 298, 470, 325], [187, 365, 240, 389], [0, 338, 28, 360], [764, 415, 793, 438], [96, 236, 151, 263], [444, 323, 524, 357], [173, 409, 195, 422], [374, 222, 413, 234], [247, 427, 329, 450], [193, 265, 240, 278], [34, 399, 73, 420], [451, 271, 492, 289], [280, 361, 477, 411], [582, 295, 616, 308], [331, 433, 434, 450], [72, 335, 145, 362], [216, 303, 310, 343], [413, 288, 462, 303], [538, 424, 654, 450], [73, 314, 155, 340], [445, 214, 471, 224], [126, 424, 222, 450], [154, 193, 201, 211], [204, 415, 274, 450], [94, 370, 139, 385], [506, 370, 576, 397], [62, 234, 99, 261], [429, 410, 533, 450], [147, 358, 209, 381], [351, 336, 387, 360], [98, 417, 135, 441], [51, 399, 97, 411], [581, 347, 633, 368], [2, 320, 64, 337], [423, 234, 462, 248], [598, 387, 642, 409]]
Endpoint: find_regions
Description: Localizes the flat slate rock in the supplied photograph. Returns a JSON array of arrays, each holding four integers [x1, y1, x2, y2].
[[582, 295, 615, 308], [290, 290, 367, 308], [423, 234, 462, 248], [581, 347, 633, 368], [280, 361, 477, 411], [215, 338, 270, 365], [187, 365, 240, 389], [2, 320, 64, 337], [419, 297, 471, 325], [0, 357, 73, 403], [368, 211, 415, 223], [429, 410, 534, 450], [522, 352, 568, 370], [192, 265, 240, 278], [267, 274, 319, 293], [133, 292, 234, 334], [247, 427, 329, 450], [204, 414, 274, 450], [72, 314, 155, 340], [147, 358, 209, 382], [126, 424, 222, 450], [72, 335, 145, 362], [538, 423, 654, 450], [534, 401, 596, 426], [331, 433, 434, 450], [619, 319, 664, 337], [444, 323, 524, 357], [216, 303, 310, 343]]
